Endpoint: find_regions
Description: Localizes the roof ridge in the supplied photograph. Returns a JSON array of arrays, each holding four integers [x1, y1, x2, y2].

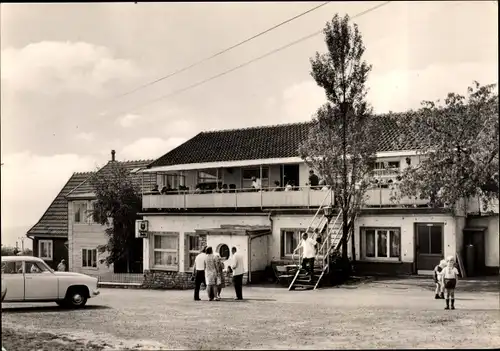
[[201, 120, 313, 134]]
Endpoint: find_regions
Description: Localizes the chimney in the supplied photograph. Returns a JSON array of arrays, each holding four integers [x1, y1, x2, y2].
[[111, 150, 116, 162]]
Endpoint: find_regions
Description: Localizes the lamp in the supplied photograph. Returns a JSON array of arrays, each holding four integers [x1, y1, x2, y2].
[[323, 205, 334, 220]]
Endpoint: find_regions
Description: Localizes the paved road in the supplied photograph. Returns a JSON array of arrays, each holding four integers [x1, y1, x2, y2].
[[2, 279, 499, 349]]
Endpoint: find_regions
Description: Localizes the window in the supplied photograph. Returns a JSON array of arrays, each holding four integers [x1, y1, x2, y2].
[[242, 167, 269, 180], [187, 234, 200, 269], [1, 261, 23, 274], [38, 240, 53, 261], [387, 161, 400, 169], [82, 248, 97, 268], [87, 200, 97, 223], [153, 233, 179, 270], [73, 201, 88, 223], [198, 170, 220, 184], [25, 261, 51, 274], [218, 244, 230, 260], [161, 174, 186, 189], [374, 162, 385, 170], [416, 224, 443, 255], [281, 229, 302, 257], [362, 228, 400, 260]]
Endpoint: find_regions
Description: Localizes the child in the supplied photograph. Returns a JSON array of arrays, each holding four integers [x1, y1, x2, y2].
[[433, 259, 446, 299], [441, 257, 460, 310]]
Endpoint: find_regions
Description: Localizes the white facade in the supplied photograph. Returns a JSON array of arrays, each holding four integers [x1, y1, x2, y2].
[[142, 209, 493, 276]]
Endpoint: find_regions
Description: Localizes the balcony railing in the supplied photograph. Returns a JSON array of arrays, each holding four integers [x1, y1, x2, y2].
[[142, 185, 440, 210]]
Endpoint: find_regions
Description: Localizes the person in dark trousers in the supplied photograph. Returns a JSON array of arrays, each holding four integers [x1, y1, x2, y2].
[[230, 246, 244, 300], [308, 170, 319, 189], [192, 246, 207, 301]]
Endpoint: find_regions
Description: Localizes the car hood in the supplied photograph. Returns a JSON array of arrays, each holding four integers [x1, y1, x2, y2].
[[53, 272, 92, 278]]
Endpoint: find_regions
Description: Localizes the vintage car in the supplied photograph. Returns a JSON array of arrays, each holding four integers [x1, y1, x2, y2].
[[1, 256, 99, 308]]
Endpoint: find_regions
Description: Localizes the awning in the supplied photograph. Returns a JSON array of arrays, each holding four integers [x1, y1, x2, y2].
[[140, 157, 303, 173]]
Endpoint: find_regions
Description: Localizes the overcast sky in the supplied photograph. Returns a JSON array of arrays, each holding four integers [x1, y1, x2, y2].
[[1, 1, 498, 247]]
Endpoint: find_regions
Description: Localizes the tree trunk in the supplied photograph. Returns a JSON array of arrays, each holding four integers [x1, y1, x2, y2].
[[342, 217, 349, 260]]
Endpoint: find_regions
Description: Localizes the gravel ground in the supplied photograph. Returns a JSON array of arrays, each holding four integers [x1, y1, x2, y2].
[[2, 278, 499, 350]]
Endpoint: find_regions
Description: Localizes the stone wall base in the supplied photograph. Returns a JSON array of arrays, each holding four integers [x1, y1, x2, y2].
[[142, 270, 250, 290]]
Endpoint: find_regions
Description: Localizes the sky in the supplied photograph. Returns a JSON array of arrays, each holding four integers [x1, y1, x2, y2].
[[0, 1, 498, 247]]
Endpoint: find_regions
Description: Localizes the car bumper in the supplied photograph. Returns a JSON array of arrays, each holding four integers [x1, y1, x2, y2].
[[92, 289, 100, 297]]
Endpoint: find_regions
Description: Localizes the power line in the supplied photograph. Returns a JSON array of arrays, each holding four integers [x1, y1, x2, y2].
[[110, 1, 332, 100], [107, 1, 392, 118]]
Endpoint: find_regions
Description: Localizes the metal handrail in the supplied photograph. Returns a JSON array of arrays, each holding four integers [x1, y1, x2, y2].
[[291, 189, 333, 269]]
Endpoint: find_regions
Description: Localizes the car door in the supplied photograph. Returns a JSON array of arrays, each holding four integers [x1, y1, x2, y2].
[[1, 260, 25, 301], [23, 261, 58, 300]]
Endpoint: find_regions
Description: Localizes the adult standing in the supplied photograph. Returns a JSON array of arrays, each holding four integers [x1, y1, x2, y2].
[[193, 246, 207, 301], [294, 233, 317, 282], [230, 247, 244, 300], [214, 253, 226, 301], [204, 247, 219, 301], [57, 259, 66, 272]]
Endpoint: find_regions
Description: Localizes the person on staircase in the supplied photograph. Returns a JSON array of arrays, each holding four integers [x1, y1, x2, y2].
[[294, 232, 318, 282]]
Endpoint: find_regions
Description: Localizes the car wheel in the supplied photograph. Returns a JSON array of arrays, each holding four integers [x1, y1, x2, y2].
[[64, 288, 88, 308]]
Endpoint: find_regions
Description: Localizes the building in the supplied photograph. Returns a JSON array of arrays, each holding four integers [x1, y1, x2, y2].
[[65, 153, 154, 276], [26, 172, 93, 270], [139, 118, 499, 289], [26, 152, 155, 277]]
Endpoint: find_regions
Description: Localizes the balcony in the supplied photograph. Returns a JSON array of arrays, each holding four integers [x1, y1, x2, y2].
[[142, 185, 439, 210]]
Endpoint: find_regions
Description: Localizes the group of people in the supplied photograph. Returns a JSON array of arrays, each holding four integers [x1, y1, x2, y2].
[[193, 246, 244, 301], [433, 255, 461, 310]]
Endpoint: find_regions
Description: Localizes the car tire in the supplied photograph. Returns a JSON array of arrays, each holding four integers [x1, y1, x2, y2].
[[64, 288, 88, 308]]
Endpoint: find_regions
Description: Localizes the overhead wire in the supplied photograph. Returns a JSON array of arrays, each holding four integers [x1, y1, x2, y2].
[[109, 1, 332, 100], [104, 1, 392, 118]]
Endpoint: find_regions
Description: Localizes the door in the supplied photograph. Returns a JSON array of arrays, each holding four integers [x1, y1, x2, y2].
[[24, 261, 59, 300], [283, 164, 300, 188], [1, 260, 25, 301], [415, 223, 444, 271], [463, 229, 486, 276]]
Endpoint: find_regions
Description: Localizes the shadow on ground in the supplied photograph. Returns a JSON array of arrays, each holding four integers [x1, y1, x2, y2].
[[367, 275, 499, 293], [1, 305, 111, 314]]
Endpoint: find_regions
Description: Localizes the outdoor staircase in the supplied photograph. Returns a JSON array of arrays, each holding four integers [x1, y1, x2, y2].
[[287, 190, 349, 291]]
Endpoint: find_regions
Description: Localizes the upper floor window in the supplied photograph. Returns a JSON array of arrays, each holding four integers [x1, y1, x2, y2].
[[161, 174, 186, 189], [387, 161, 400, 169], [73, 200, 96, 224], [198, 170, 220, 184], [74, 201, 88, 223], [242, 167, 269, 180]]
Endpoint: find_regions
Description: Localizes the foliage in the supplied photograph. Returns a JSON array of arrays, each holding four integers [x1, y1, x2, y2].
[[90, 162, 142, 270], [1, 246, 32, 256], [394, 82, 499, 211], [299, 14, 378, 259]]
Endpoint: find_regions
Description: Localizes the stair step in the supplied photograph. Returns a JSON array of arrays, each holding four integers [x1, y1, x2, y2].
[[292, 284, 315, 290]]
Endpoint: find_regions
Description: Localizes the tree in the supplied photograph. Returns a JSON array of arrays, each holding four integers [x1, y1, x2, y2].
[[90, 162, 142, 272], [299, 14, 378, 261], [394, 82, 499, 212]]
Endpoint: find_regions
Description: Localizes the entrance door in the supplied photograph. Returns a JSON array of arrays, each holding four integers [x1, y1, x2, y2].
[[463, 228, 486, 276], [415, 223, 444, 271], [283, 164, 300, 188]]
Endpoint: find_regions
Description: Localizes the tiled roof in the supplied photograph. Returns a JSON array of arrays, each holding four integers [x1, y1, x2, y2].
[[67, 160, 155, 196], [148, 114, 426, 168], [27, 172, 93, 237]]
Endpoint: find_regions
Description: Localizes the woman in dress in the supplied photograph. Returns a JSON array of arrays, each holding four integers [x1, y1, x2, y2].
[[203, 247, 219, 301], [214, 253, 226, 301]]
